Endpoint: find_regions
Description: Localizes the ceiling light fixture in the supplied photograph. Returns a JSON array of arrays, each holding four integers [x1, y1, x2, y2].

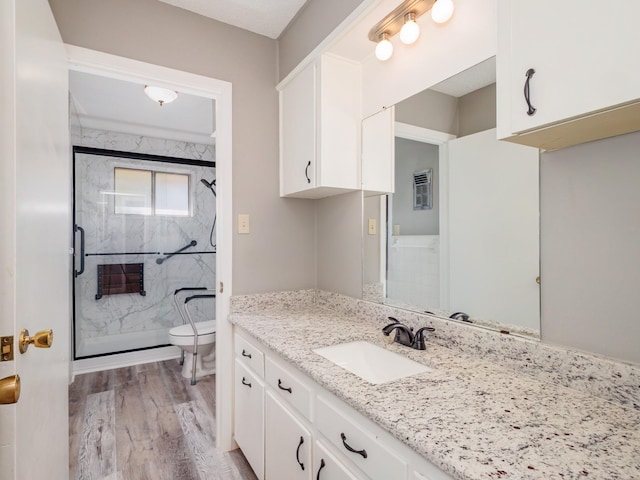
[[368, 0, 455, 61], [144, 85, 178, 106]]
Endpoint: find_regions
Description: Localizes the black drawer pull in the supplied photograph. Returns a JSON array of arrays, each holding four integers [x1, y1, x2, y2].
[[278, 379, 292, 394], [295, 436, 305, 471], [305, 161, 311, 184], [241, 377, 251, 388], [241, 349, 252, 359], [316, 459, 325, 479], [340, 432, 367, 458], [524, 68, 537, 116]]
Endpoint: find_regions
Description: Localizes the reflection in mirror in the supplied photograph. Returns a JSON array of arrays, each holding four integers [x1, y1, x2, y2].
[[363, 58, 541, 338]]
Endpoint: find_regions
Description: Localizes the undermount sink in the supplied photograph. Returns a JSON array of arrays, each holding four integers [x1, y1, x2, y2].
[[313, 341, 432, 385]]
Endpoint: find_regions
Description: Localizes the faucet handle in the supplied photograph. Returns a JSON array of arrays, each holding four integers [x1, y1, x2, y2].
[[411, 326, 436, 350]]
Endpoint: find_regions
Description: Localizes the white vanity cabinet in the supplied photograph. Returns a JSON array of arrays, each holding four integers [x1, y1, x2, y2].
[[234, 359, 265, 480], [233, 329, 453, 480], [497, 0, 640, 150], [361, 107, 395, 196], [279, 53, 361, 199], [314, 440, 361, 480], [265, 392, 312, 480]]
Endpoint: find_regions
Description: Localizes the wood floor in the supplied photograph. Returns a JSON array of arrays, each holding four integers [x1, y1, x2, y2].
[[69, 360, 257, 480]]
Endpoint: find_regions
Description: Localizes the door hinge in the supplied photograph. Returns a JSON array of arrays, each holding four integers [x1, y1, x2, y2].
[[219, 282, 224, 294], [1, 336, 14, 361]]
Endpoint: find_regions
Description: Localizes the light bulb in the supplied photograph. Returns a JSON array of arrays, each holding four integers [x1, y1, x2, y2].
[[375, 34, 393, 61], [400, 13, 420, 45], [431, 0, 454, 24]]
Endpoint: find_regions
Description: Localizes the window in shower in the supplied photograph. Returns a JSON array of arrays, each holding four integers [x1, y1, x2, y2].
[[114, 167, 190, 216]]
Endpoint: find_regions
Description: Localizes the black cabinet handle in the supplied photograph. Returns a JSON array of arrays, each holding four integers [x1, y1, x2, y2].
[[305, 161, 311, 184], [241, 349, 251, 359], [278, 379, 292, 394], [241, 377, 251, 388], [340, 432, 367, 458], [316, 459, 325, 479], [524, 68, 537, 116], [295, 436, 305, 471]]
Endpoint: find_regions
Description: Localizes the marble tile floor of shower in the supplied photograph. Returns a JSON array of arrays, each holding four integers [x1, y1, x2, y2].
[[70, 360, 257, 480]]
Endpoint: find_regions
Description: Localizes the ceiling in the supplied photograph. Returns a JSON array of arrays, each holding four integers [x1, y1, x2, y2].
[[156, 0, 309, 39], [69, 71, 216, 146]]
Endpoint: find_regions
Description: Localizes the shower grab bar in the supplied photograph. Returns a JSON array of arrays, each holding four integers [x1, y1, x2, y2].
[[174, 286, 208, 296], [181, 289, 216, 385], [156, 240, 197, 265], [86, 251, 160, 256], [74, 224, 85, 277]]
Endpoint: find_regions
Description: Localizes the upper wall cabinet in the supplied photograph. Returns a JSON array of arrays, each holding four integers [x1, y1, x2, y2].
[[279, 54, 361, 198], [362, 107, 395, 196], [497, 0, 640, 151]]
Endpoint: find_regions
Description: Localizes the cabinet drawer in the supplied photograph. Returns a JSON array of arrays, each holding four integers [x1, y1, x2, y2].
[[265, 357, 312, 420], [314, 440, 362, 480], [235, 333, 264, 378], [316, 396, 407, 480]]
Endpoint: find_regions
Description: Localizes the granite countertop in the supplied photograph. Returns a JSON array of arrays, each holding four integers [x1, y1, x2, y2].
[[230, 303, 640, 480]]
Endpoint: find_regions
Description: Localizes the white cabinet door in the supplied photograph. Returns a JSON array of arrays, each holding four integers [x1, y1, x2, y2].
[[314, 441, 362, 480], [279, 54, 361, 199], [498, 0, 640, 148], [234, 359, 265, 480], [280, 62, 316, 196], [362, 107, 395, 195], [265, 392, 312, 480]]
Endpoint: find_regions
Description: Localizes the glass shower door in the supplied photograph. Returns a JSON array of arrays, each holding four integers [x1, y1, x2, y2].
[[73, 147, 216, 359]]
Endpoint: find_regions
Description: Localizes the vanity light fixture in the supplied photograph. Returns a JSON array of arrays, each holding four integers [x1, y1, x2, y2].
[[144, 85, 178, 106], [368, 0, 455, 61], [400, 12, 420, 45], [375, 33, 394, 61], [431, 0, 455, 24]]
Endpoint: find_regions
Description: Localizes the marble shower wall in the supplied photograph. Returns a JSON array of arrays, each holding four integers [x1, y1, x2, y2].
[[74, 128, 216, 357]]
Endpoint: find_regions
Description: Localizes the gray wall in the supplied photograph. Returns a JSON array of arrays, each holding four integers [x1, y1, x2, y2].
[[393, 139, 440, 235], [540, 131, 640, 364], [49, 0, 317, 295], [363, 196, 380, 285], [458, 84, 496, 137], [395, 84, 496, 138], [395, 89, 458, 135], [316, 191, 362, 299], [278, 0, 365, 81]]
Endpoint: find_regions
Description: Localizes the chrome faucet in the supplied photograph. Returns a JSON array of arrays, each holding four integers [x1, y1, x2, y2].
[[382, 317, 435, 350]]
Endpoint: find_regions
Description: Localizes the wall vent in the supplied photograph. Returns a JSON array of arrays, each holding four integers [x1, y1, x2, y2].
[[413, 169, 433, 210]]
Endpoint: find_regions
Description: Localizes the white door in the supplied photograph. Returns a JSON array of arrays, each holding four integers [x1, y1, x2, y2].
[[0, 0, 70, 478], [448, 129, 539, 331]]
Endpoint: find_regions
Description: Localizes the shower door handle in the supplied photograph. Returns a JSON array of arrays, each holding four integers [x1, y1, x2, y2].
[[74, 224, 85, 277]]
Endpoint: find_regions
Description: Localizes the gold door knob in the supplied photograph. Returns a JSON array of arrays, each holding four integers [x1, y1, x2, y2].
[[536, 276, 541, 285], [19, 329, 53, 354], [0, 374, 20, 405]]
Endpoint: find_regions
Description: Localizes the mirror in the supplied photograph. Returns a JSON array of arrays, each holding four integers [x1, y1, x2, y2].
[[362, 58, 541, 338]]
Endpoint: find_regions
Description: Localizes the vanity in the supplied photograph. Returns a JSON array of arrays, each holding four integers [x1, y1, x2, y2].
[[230, 291, 640, 480]]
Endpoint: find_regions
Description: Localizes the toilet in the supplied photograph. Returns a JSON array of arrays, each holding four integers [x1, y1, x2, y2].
[[168, 320, 216, 379]]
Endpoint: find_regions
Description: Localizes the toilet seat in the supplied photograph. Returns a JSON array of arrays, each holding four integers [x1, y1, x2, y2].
[[169, 320, 216, 347]]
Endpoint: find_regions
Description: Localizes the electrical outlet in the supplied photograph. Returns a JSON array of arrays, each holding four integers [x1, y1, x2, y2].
[[368, 218, 377, 235], [238, 214, 250, 234]]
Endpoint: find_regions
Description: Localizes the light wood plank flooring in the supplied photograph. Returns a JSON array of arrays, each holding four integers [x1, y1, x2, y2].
[[70, 360, 257, 480]]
